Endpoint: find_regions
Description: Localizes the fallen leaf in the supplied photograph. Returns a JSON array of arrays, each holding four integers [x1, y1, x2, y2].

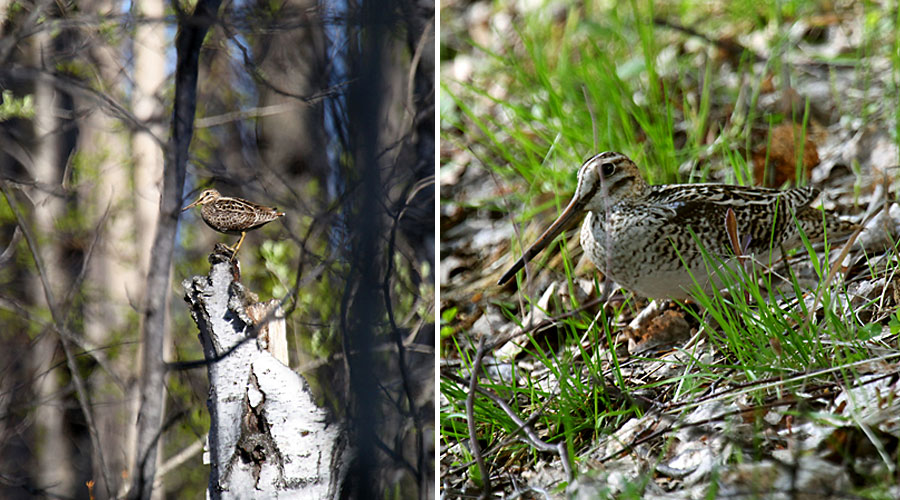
[[753, 123, 820, 186]]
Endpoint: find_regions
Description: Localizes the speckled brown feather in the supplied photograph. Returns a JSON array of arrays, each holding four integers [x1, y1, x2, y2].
[[182, 188, 285, 259], [499, 152, 857, 299], [198, 197, 284, 235]]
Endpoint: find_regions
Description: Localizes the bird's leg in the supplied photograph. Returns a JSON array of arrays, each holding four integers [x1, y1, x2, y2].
[[229, 232, 247, 261]]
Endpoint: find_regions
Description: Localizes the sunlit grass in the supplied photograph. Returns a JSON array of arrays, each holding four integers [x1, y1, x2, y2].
[[441, 0, 899, 496]]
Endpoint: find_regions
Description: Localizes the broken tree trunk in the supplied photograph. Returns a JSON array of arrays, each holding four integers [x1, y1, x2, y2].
[[183, 246, 350, 498]]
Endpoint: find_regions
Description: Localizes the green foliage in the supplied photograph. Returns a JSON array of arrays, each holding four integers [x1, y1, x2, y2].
[[890, 312, 900, 335], [97, 18, 124, 47], [442, 0, 900, 494], [261, 240, 292, 298], [0, 90, 35, 120], [56, 60, 93, 81], [69, 148, 108, 190], [440, 306, 457, 339]]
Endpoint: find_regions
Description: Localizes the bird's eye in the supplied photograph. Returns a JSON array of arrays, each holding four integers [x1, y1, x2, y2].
[[600, 162, 615, 178]]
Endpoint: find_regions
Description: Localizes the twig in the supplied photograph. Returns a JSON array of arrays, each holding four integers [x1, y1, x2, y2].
[[466, 337, 492, 499], [0, 226, 22, 266], [600, 365, 900, 463], [152, 437, 204, 488], [804, 201, 885, 326], [0, 178, 113, 497], [382, 174, 430, 493], [1, 65, 165, 147], [485, 296, 604, 352], [664, 351, 900, 414], [405, 15, 433, 125], [0, 0, 56, 65], [653, 17, 764, 63], [446, 368, 574, 482]]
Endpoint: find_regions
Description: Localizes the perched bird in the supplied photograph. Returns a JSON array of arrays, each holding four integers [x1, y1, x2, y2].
[[498, 152, 855, 299], [182, 188, 284, 260]]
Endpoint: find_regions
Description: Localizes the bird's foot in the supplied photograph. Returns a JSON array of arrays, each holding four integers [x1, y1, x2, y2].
[[210, 243, 237, 263]]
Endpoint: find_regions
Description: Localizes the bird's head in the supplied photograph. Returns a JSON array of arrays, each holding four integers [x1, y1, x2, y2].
[[182, 189, 221, 211], [574, 152, 647, 212], [496, 152, 646, 285]]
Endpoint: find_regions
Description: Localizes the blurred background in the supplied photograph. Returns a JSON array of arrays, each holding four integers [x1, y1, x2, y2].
[[0, 0, 434, 498]]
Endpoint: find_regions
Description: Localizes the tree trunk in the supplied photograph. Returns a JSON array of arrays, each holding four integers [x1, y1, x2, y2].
[[28, 23, 74, 500], [128, 0, 167, 495], [129, 0, 221, 496], [183, 248, 350, 498], [132, 0, 166, 277], [79, 1, 140, 493]]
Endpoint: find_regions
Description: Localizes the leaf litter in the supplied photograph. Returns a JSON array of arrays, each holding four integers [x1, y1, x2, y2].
[[440, 2, 900, 498]]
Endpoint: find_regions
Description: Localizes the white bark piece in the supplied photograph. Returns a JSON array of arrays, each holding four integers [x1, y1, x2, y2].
[[183, 254, 350, 498]]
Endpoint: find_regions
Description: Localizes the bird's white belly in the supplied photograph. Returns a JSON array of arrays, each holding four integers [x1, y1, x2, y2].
[[580, 212, 744, 299]]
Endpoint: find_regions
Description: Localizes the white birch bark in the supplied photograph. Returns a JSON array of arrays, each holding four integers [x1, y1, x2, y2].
[[183, 252, 351, 498], [132, 0, 166, 278]]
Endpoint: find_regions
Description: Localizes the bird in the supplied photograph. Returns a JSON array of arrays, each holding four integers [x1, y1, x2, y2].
[[497, 152, 856, 299], [181, 188, 284, 260]]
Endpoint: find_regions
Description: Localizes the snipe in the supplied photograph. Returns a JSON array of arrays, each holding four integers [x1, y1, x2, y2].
[[498, 152, 855, 299], [182, 188, 284, 260]]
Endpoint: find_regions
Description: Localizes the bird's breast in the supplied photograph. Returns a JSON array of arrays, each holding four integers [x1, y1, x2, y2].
[[580, 207, 735, 299]]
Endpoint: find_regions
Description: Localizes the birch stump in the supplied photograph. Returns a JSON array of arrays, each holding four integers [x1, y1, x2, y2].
[[183, 246, 350, 498]]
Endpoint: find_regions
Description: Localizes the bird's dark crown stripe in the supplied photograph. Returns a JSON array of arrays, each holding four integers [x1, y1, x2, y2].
[[583, 177, 601, 203]]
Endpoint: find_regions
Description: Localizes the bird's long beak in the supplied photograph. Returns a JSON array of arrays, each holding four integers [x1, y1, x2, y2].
[[182, 198, 201, 211], [497, 194, 587, 285]]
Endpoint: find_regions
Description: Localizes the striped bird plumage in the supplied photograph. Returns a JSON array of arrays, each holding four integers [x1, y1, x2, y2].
[[499, 152, 855, 299], [182, 188, 284, 258], [197, 194, 283, 234]]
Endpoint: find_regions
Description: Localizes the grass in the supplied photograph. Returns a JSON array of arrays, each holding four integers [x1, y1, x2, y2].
[[441, 0, 900, 497]]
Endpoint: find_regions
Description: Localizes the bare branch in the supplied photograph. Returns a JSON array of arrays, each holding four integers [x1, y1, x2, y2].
[[129, 1, 224, 497], [0, 178, 114, 496]]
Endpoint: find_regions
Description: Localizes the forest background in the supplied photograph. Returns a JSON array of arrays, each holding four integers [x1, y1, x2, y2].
[[0, 0, 435, 498]]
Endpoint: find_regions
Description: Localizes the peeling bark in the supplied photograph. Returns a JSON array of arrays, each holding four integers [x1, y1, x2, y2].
[[183, 248, 350, 498]]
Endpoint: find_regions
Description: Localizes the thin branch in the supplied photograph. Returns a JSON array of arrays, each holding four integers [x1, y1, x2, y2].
[[0, 0, 56, 65], [152, 437, 205, 490], [129, 0, 223, 497], [193, 80, 355, 128], [445, 370, 573, 481], [466, 337, 491, 499], [381, 172, 427, 492], [0, 178, 114, 497], [1, 65, 166, 147]]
